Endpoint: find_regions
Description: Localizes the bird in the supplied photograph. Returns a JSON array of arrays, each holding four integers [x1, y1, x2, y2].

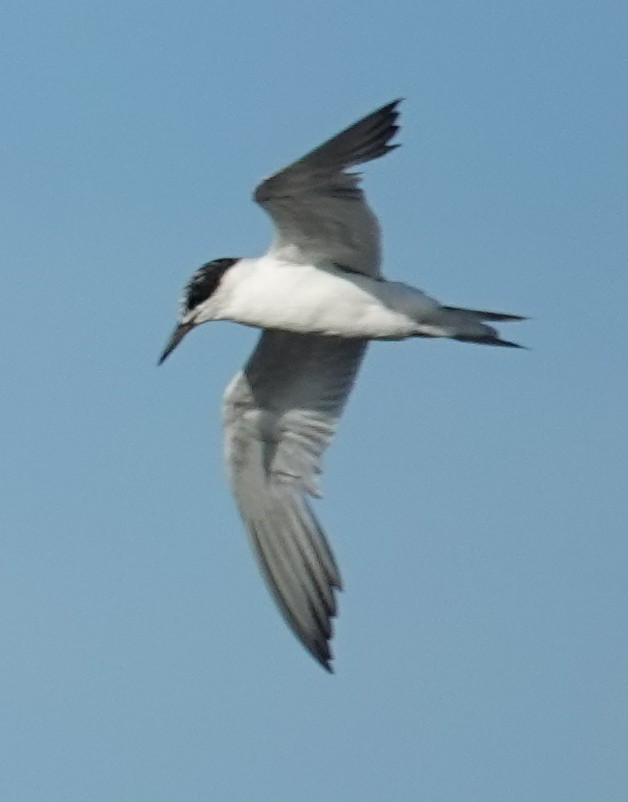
[[158, 99, 524, 671]]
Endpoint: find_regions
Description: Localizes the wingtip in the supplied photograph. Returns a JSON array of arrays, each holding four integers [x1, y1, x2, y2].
[[381, 98, 403, 122]]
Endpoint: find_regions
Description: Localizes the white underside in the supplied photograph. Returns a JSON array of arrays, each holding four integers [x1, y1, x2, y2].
[[206, 256, 442, 339]]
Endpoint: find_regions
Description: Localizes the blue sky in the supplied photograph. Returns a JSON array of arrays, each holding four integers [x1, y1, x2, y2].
[[1, 1, 626, 800]]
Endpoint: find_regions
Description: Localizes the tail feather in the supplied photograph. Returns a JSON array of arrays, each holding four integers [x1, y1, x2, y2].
[[442, 305, 526, 323], [415, 303, 526, 348], [454, 333, 526, 349]]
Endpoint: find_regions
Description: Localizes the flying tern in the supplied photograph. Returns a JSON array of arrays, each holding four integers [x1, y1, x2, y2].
[[159, 100, 524, 671]]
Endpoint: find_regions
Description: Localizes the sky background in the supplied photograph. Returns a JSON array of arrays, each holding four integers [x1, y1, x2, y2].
[[2, 1, 627, 800]]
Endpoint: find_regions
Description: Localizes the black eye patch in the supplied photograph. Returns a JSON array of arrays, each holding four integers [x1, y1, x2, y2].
[[183, 257, 238, 312]]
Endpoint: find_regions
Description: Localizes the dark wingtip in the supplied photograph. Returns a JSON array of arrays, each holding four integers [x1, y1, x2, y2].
[[313, 637, 335, 673], [385, 98, 403, 113]]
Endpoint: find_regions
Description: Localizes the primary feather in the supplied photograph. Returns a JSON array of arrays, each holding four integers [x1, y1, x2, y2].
[[223, 331, 367, 670]]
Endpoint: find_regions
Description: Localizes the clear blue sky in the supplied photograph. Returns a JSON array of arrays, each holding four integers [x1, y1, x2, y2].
[[2, 2, 626, 800]]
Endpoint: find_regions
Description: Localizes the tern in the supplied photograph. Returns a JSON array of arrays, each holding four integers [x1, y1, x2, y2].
[[159, 100, 524, 671]]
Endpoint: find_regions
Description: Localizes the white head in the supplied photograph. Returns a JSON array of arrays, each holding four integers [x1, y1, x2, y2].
[[158, 257, 240, 364]]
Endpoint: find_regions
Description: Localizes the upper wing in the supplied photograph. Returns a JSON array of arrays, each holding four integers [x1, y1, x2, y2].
[[222, 330, 368, 670], [253, 100, 401, 278]]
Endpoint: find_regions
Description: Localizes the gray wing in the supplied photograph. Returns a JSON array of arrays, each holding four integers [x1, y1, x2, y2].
[[254, 100, 401, 278], [223, 331, 368, 670]]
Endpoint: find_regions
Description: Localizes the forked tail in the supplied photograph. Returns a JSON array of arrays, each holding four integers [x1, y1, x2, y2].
[[417, 305, 526, 348]]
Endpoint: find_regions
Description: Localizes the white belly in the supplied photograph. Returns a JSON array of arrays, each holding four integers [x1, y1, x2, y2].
[[218, 258, 439, 339]]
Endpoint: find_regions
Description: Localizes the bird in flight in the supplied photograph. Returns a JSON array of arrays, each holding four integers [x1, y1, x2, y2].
[[159, 100, 524, 671]]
